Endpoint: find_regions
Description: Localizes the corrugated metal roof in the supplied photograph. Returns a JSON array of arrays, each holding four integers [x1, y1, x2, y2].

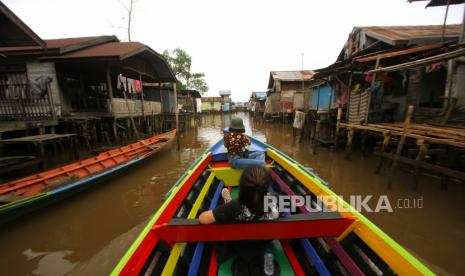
[[250, 92, 267, 101], [359, 24, 461, 45], [268, 70, 315, 89], [255, 92, 267, 99], [270, 70, 315, 81]]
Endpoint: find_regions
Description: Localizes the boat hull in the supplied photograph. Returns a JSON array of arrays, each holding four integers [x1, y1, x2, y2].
[[0, 130, 176, 225], [112, 136, 434, 276]]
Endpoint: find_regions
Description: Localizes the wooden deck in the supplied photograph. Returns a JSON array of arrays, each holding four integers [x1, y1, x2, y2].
[[0, 134, 76, 144], [338, 106, 465, 188]]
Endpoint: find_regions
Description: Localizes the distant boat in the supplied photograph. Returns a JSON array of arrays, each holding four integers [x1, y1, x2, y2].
[[112, 135, 433, 275], [0, 129, 176, 224]]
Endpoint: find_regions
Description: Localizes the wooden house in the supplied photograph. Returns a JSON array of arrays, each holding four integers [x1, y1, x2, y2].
[[0, 1, 176, 167], [248, 91, 267, 115], [318, 24, 463, 124], [265, 70, 315, 116]]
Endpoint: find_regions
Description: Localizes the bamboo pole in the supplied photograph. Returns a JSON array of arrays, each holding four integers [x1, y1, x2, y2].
[[139, 74, 146, 131], [174, 83, 180, 150]]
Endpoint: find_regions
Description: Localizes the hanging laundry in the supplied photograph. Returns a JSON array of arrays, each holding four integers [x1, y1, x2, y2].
[[425, 62, 443, 73], [134, 80, 142, 93], [117, 74, 127, 91], [127, 78, 136, 93]]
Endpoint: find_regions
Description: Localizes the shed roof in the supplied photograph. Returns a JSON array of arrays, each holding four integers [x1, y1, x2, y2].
[[44, 41, 176, 82], [0, 1, 45, 47], [47, 41, 145, 59], [268, 70, 315, 89], [356, 24, 461, 46], [251, 92, 267, 100], [0, 36, 117, 54]]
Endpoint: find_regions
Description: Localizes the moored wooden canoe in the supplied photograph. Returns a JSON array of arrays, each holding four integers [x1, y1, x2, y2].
[[0, 129, 176, 224]]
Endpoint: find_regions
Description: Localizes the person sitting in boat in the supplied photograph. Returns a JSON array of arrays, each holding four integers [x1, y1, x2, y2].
[[224, 117, 266, 169], [199, 165, 279, 275]]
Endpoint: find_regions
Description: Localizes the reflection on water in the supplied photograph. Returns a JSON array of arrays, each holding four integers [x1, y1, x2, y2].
[[24, 249, 77, 276], [0, 112, 464, 275]]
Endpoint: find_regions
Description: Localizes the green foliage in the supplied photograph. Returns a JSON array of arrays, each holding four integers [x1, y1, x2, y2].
[[163, 48, 209, 93]]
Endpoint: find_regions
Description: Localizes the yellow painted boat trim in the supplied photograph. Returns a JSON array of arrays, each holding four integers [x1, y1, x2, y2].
[[111, 153, 211, 276], [266, 148, 434, 276], [211, 163, 273, 187], [161, 172, 217, 276]]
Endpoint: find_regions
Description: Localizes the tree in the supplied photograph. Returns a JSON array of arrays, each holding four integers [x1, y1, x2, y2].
[[163, 48, 209, 94], [111, 0, 137, 41]]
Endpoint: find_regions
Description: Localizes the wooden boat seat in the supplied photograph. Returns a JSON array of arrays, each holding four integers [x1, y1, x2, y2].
[[210, 159, 272, 168], [153, 213, 356, 243]]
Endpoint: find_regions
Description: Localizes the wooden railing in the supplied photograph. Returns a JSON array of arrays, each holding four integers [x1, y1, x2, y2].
[[0, 81, 56, 121]]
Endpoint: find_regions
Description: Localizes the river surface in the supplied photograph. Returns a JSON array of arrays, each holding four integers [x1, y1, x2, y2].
[[0, 112, 464, 275]]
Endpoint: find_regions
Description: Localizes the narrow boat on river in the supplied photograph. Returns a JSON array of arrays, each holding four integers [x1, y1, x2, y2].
[[0, 129, 176, 224], [112, 135, 433, 276]]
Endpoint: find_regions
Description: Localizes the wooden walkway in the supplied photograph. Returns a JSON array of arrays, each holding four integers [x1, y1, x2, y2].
[[0, 134, 76, 144], [338, 106, 465, 188], [0, 134, 78, 171]]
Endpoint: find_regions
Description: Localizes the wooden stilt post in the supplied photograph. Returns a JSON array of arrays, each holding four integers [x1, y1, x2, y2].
[[174, 83, 180, 150], [112, 120, 119, 144], [123, 77, 139, 140], [106, 65, 115, 115], [334, 106, 342, 150], [375, 131, 391, 174], [312, 85, 321, 144], [365, 57, 380, 124], [387, 105, 415, 188], [413, 139, 429, 190], [345, 127, 354, 160]]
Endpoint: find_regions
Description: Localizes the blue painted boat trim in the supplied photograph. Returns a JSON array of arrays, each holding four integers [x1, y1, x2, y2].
[[51, 157, 144, 194], [187, 180, 224, 276], [300, 239, 331, 276]]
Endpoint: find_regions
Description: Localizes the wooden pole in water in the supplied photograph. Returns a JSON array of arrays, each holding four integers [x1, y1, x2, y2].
[[387, 105, 414, 188], [139, 73, 146, 133], [106, 66, 114, 116], [174, 83, 180, 150]]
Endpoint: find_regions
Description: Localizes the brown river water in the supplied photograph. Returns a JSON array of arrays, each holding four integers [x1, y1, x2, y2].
[[0, 112, 464, 275]]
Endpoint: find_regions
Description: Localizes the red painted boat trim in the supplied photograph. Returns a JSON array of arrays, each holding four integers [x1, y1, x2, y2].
[[153, 217, 357, 242], [281, 240, 306, 276], [207, 248, 218, 276], [119, 153, 212, 276], [211, 160, 270, 168], [0, 130, 176, 197]]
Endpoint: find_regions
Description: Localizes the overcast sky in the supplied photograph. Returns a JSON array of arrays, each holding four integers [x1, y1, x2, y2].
[[4, 0, 464, 101]]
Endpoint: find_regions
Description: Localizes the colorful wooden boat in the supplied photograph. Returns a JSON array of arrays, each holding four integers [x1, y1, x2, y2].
[[0, 129, 176, 224], [112, 135, 434, 276]]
